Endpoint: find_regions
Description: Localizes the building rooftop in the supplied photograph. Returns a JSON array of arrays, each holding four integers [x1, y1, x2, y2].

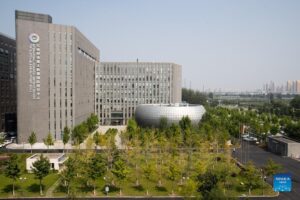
[[268, 136, 299, 144], [28, 153, 65, 160], [15, 10, 52, 23], [139, 103, 202, 107]]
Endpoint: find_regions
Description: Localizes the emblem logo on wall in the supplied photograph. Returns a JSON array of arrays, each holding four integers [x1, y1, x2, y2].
[[29, 33, 40, 43], [28, 33, 41, 100]]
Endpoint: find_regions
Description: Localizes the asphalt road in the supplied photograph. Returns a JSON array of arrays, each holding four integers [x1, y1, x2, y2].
[[233, 140, 300, 200]]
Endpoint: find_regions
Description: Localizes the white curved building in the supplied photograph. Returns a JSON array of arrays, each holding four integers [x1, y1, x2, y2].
[[135, 103, 206, 127]]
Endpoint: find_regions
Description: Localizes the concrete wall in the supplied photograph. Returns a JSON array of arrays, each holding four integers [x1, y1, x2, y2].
[[74, 28, 99, 125], [171, 64, 182, 103], [16, 11, 99, 142], [16, 16, 50, 143], [287, 143, 300, 158]]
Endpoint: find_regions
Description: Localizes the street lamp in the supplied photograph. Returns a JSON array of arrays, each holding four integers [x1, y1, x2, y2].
[[103, 177, 109, 196], [260, 169, 265, 196], [19, 176, 27, 196]]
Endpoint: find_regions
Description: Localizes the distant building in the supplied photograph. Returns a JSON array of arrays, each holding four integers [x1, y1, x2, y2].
[[0, 33, 16, 133], [267, 135, 300, 158], [97, 62, 182, 125], [26, 153, 68, 172], [286, 80, 292, 93], [296, 80, 300, 94], [16, 10, 99, 142], [135, 103, 205, 127]]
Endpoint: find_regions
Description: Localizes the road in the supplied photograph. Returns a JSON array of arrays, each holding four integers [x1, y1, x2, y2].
[[233, 140, 300, 200]]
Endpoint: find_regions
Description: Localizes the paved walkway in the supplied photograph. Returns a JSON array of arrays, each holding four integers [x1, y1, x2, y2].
[[46, 177, 61, 197], [233, 140, 300, 200], [6, 125, 127, 150]]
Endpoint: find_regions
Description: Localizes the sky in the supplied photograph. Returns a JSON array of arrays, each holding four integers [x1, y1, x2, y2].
[[1, 0, 300, 92]]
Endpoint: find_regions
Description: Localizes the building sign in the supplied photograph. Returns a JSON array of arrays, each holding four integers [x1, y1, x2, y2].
[[273, 173, 292, 192], [28, 33, 41, 99]]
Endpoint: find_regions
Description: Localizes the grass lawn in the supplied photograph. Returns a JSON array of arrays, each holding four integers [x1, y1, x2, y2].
[[0, 152, 277, 198], [0, 172, 59, 197], [52, 174, 276, 197]]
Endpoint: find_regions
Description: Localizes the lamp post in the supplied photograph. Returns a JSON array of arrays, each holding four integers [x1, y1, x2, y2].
[[261, 169, 265, 196], [104, 177, 109, 196], [19, 176, 27, 196]]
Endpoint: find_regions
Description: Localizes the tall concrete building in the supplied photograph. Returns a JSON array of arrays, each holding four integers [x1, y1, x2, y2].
[[296, 80, 300, 94], [0, 33, 17, 133], [97, 62, 181, 125], [16, 11, 99, 142]]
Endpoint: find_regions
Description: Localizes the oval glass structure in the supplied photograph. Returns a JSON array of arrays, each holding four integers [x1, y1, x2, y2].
[[135, 103, 206, 127]]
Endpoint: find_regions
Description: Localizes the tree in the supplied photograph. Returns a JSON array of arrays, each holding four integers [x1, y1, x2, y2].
[[4, 155, 21, 196], [290, 95, 300, 109], [61, 157, 77, 195], [62, 127, 70, 152], [32, 154, 50, 195], [111, 158, 130, 196], [87, 113, 99, 132], [182, 88, 207, 105], [28, 131, 37, 154], [127, 118, 138, 139], [72, 123, 88, 145], [263, 159, 282, 178], [180, 179, 197, 198], [166, 161, 181, 195], [142, 161, 155, 195], [179, 116, 192, 131], [0, 135, 4, 145], [242, 161, 261, 195], [270, 125, 279, 135], [197, 171, 219, 198], [43, 133, 54, 151], [93, 131, 101, 148], [87, 154, 106, 195], [159, 117, 168, 131]]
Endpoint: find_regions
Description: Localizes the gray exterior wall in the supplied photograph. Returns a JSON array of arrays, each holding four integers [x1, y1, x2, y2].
[[0, 33, 16, 132], [73, 29, 99, 125], [267, 136, 300, 158], [16, 11, 51, 143], [287, 143, 300, 158], [97, 62, 182, 125], [16, 11, 99, 142]]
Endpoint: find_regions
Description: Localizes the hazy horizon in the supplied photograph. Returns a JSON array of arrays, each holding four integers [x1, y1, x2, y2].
[[1, 0, 300, 91]]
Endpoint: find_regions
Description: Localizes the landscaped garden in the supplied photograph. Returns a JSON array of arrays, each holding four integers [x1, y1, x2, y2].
[[0, 110, 282, 199]]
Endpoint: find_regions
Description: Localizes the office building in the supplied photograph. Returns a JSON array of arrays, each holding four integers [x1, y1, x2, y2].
[[16, 11, 99, 142], [135, 103, 205, 127], [97, 62, 181, 125], [0, 33, 17, 133]]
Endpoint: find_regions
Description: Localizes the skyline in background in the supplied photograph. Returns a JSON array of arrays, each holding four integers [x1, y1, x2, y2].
[[1, 0, 300, 92]]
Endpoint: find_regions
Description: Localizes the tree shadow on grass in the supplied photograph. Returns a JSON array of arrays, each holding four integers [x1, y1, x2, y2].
[[132, 184, 145, 192], [27, 183, 44, 193], [78, 184, 93, 193], [3, 184, 20, 193], [55, 184, 67, 193], [155, 185, 168, 192]]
